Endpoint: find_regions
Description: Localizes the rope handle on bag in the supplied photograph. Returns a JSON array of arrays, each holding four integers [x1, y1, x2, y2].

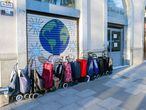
[[13, 63, 18, 72], [48, 55, 54, 62], [10, 63, 19, 81], [48, 55, 60, 63], [27, 57, 34, 77], [65, 56, 70, 62], [92, 53, 97, 58], [88, 52, 93, 56], [65, 54, 75, 62], [14, 63, 21, 77]]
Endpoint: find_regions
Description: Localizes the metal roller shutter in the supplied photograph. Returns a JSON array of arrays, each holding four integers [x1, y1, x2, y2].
[[27, 13, 78, 74]]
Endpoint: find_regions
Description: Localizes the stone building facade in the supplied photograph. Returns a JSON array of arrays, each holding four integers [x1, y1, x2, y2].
[[0, 0, 146, 106]]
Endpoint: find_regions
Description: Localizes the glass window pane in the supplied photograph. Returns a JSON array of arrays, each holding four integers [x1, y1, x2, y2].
[[112, 32, 121, 52], [108, 0, 124, 9], [34, 0, 76, 8], [60, 0, 75, 8], [48, 0, 57, 4], [108, 30, 110, 52], [34, 0, 41, 1], [43, 0, 57, 4]]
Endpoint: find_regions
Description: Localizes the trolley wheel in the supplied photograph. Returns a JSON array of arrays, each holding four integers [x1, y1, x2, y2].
[[63, 83, 68, 89], [29, 93, 33, 99], [16, 94, 23, 101], [32, 93, 39, 99], [94, 75, 97, 79], [24, 94, 29, 99]]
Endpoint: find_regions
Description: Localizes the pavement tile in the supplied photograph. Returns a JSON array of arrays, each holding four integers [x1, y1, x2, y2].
[[77, 96, 102, 108], [59, 103, 84, 110], [136, 84, 146, 91], [56, 95, 80, 105], [112, 90, 132, 102], [92, 85, 110, 94], [96, 76, 110, 83], [120, 93, 145, 110], [115, 82, 126, 87], [84, 104, 106, 110], [73, 78, 109, 91], [132, 78, 143, 83], [142, 90, 146, 94], [133, 95, 146, 110], [73, 83, 90, 91], [7, 99, 32, 109], [98, 97, 122, 109], [123, 81, 138, 89], [97, 86, 123, 100], [111, 107, 126, 110], [114, 77, 125, 81], [1, 104, 15, 110], [104, 80, 118, 87], [57, 88, 79, 96], [109, 75, 120, 79], [141, 78, 146, 85], [76, 89, 96, 98], [12, 100, 40, 110], [112, 76, 130, 88], [34, 102, 62, 110], [125, 86, 142, 95], [139, 109, 146, 110], [37, 93, 63, 103]]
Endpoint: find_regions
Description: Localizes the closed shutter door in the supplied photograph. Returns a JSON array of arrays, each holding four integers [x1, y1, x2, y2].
[[27, 13, 78, 74]]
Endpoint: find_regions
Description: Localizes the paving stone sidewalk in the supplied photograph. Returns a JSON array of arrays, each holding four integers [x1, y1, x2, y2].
[[2, 62, 146, 110]]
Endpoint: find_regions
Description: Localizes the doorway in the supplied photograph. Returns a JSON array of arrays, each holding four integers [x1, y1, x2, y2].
[[108, 28, 124, 67]]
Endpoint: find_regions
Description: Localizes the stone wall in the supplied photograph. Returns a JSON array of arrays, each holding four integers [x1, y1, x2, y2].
[[132, 0, 145, 65]]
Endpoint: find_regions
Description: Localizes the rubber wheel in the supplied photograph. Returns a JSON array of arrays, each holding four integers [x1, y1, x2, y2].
[[63, 83, 68, 89], [16, 94, 23, 101], [29, 93, 33, 99], [24, 94, 29, 99], [94, 75, 97, 79], [32, 93, 39, 99]]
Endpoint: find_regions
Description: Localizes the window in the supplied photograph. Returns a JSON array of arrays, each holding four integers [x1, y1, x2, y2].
[[60, 0, 75, 8], [45, 0, 57, 4], [108, 0, 124, 9], [35, 0, 76, 8]]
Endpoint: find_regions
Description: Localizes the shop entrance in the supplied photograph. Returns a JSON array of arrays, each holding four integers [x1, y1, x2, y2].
[[108, 28, 124, 67]]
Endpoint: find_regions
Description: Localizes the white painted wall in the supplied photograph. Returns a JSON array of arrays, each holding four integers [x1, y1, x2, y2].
[[77, 0, 89, 57], [133, 0, 145, 48], [0, 62, 1, 87], [0, 1, 16, 55], [78, 0, 107, 57], [90, 0, 107, 51], [0, 0, 17, 87], [124, 0, 134, 65], [132, 0, 145, 64], [16, 0, 27, 68]]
